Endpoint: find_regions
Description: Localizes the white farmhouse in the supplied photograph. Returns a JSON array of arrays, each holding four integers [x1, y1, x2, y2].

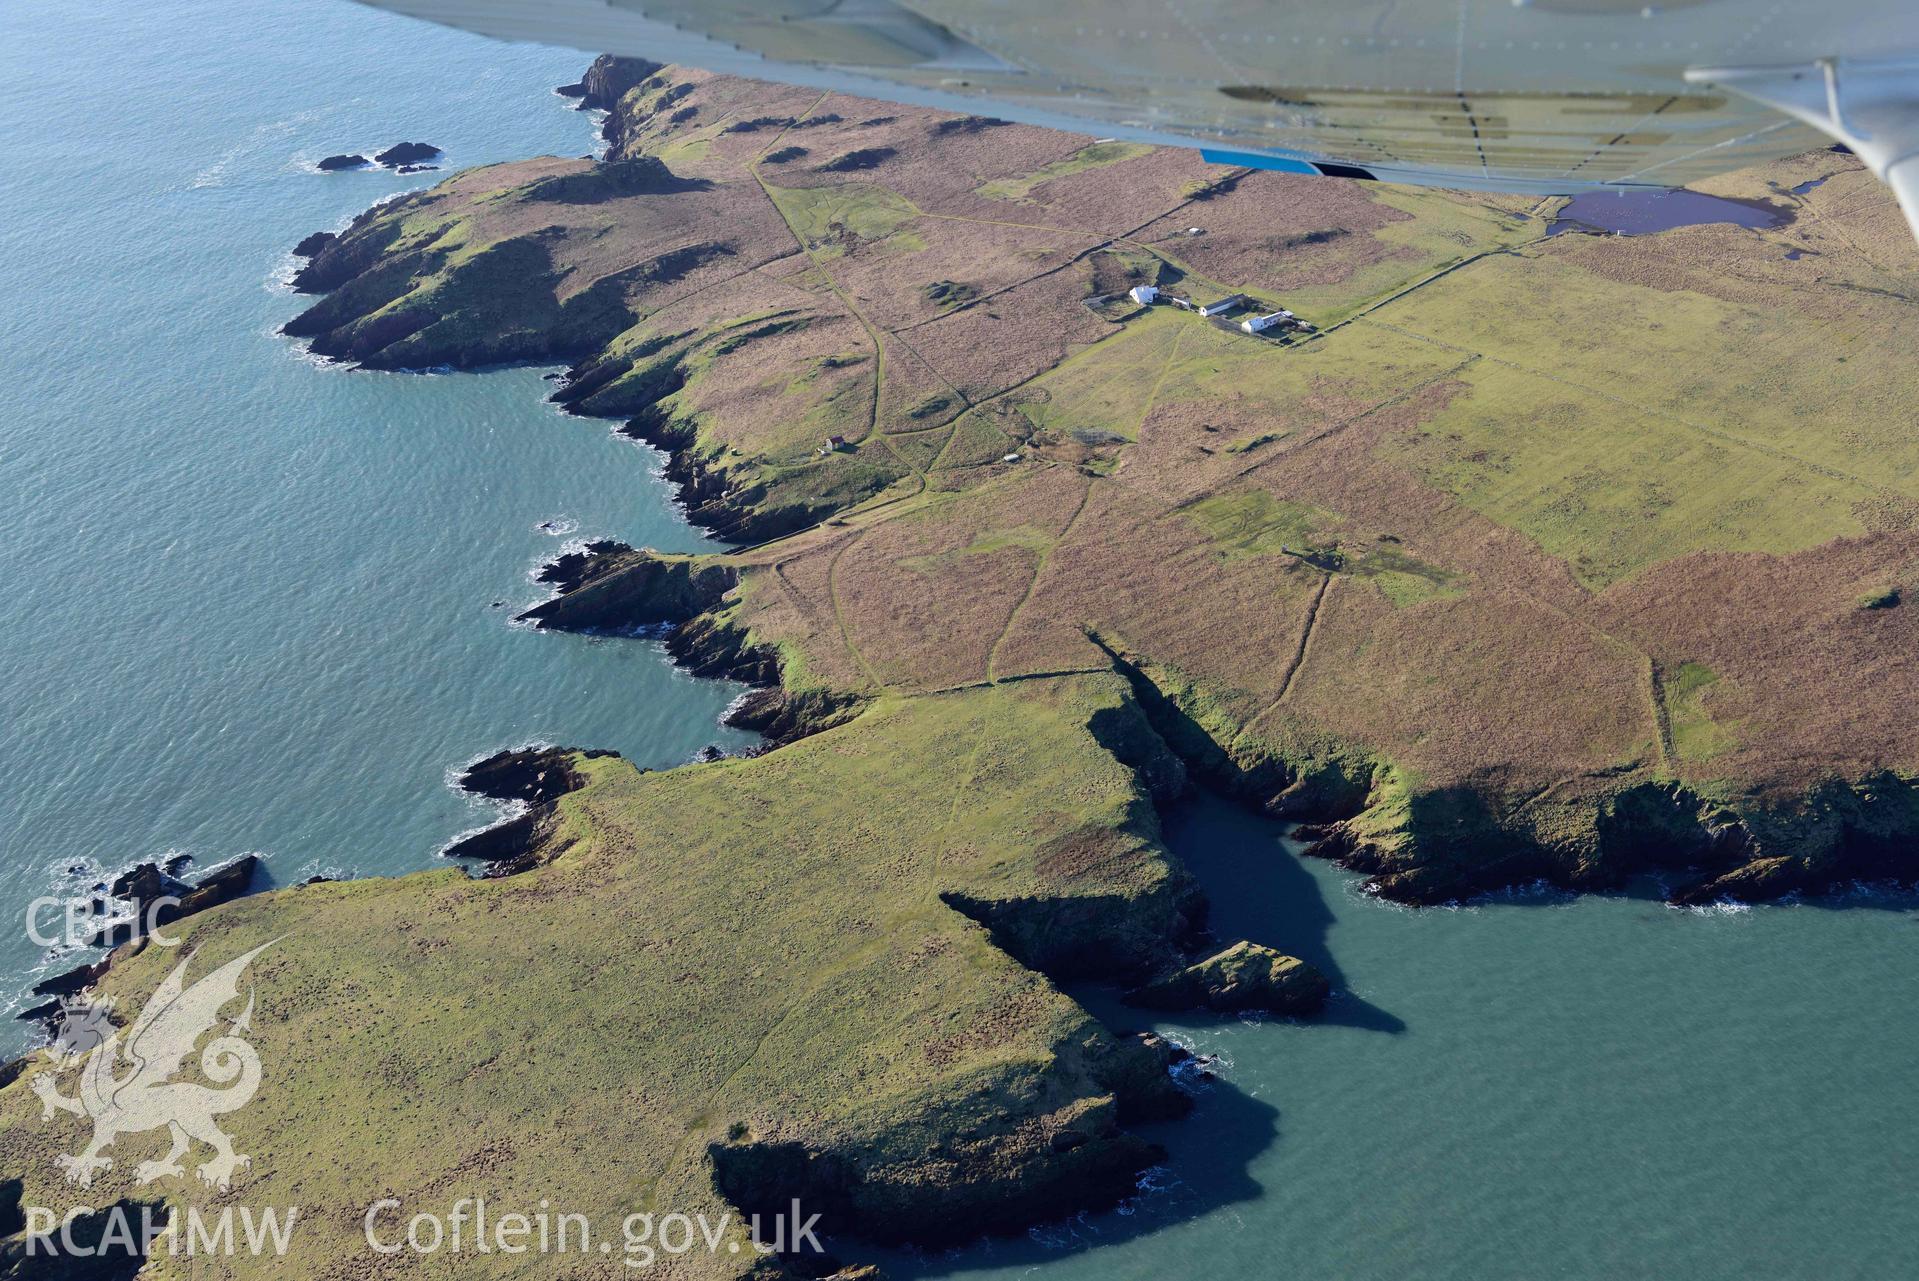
[[1241, 311, 1288, 334], [1128, 284, 1159, 305]]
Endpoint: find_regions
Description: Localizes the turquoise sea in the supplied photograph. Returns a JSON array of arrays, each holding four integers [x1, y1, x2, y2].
[[884, 794, 1919, 1280], [3, 2, 1917, 1279]]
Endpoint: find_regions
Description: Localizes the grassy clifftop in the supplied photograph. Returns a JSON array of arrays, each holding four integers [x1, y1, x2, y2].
[[0, 677, 1229, 1277]]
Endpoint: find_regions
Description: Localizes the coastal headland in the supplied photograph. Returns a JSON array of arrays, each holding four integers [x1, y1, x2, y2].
[[3, 54, 1918, 1278]]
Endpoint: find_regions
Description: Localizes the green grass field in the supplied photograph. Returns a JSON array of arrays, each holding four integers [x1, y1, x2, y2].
[[1322, 232, 1919, 587], [976, 142, 1155, 202], [1666, 661, 1740, 764], [0, 678, 1194, 1278], [764, 179, 924, 256], [1152, 316, 1458, 423], [1187, 488, 1335, 557], [1017, 310, 1185, 442], [1370, 316, 1878, 587], [1284, 186, 1540, 323], [1375, 251, 1919, 498]]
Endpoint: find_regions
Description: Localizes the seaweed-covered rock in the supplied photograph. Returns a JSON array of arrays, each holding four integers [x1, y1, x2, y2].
[[316, 153, 368, 171]]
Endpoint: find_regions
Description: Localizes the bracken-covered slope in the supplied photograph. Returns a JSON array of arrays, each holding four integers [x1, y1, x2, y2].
[[291, 60, 1919, 905]]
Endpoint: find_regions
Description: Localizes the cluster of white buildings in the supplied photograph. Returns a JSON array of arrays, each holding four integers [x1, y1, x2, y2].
[[1126, 284, 1313, 336]]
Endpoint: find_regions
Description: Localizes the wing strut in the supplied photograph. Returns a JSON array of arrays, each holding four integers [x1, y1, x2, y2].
[[1688, 58, 1919, 242]]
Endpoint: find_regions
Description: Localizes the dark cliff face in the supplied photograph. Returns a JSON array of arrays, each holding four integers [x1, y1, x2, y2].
[[443, 746, 619, 874], [280, 64, 915, 549], [557, 53, 663, 113]]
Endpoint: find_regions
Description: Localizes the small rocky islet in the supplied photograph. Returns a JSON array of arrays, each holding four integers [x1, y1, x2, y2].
[[314, 140, 442, 173]]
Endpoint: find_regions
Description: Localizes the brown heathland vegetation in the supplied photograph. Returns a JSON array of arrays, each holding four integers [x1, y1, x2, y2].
[[281, 61, 1919, 907]]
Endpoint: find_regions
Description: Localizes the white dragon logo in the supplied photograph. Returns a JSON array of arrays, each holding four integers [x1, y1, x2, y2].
[[30, 942, 274, 1192]]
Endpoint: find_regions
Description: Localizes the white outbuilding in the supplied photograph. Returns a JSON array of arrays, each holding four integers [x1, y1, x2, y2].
[[1241, 312, 1288, 334], [1128, 284, 1159, 305]]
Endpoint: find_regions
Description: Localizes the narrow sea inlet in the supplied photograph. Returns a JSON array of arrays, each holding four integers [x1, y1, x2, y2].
[[878, 793, 1919, 1279], [3, 2, 1918, 1278]]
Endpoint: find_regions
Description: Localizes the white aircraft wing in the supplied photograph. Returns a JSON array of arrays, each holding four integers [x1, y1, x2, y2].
[[355, 0, 1919, 238]]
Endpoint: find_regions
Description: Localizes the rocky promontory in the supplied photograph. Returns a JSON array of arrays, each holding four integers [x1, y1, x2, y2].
[[281, 68, 912, 544], [12, 852, 267, 1037], [0, 673, 1297, 1277], [442, 745, 620, 873], [517, 542, 732, 632], [520, 541, 855, 747], [557, 53, 662, 113], [291, 229, 335, 257]]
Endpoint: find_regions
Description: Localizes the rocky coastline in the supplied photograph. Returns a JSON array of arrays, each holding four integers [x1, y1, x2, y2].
[[271, 56, 1919, 917], [1096, 630, 1919, 909], [86, 49, 1904, 1276], [441, 745, 620, 873], [515, 540, 855, 748], [533, 546, 1919, 918], [274, 54, 1919, 920], [603, 401, 839, 548], [557, 54, 662, 116], [431, 728, 1323, 1262], [11, 853, 265, 1040], [506, 525, 1872, 974]]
